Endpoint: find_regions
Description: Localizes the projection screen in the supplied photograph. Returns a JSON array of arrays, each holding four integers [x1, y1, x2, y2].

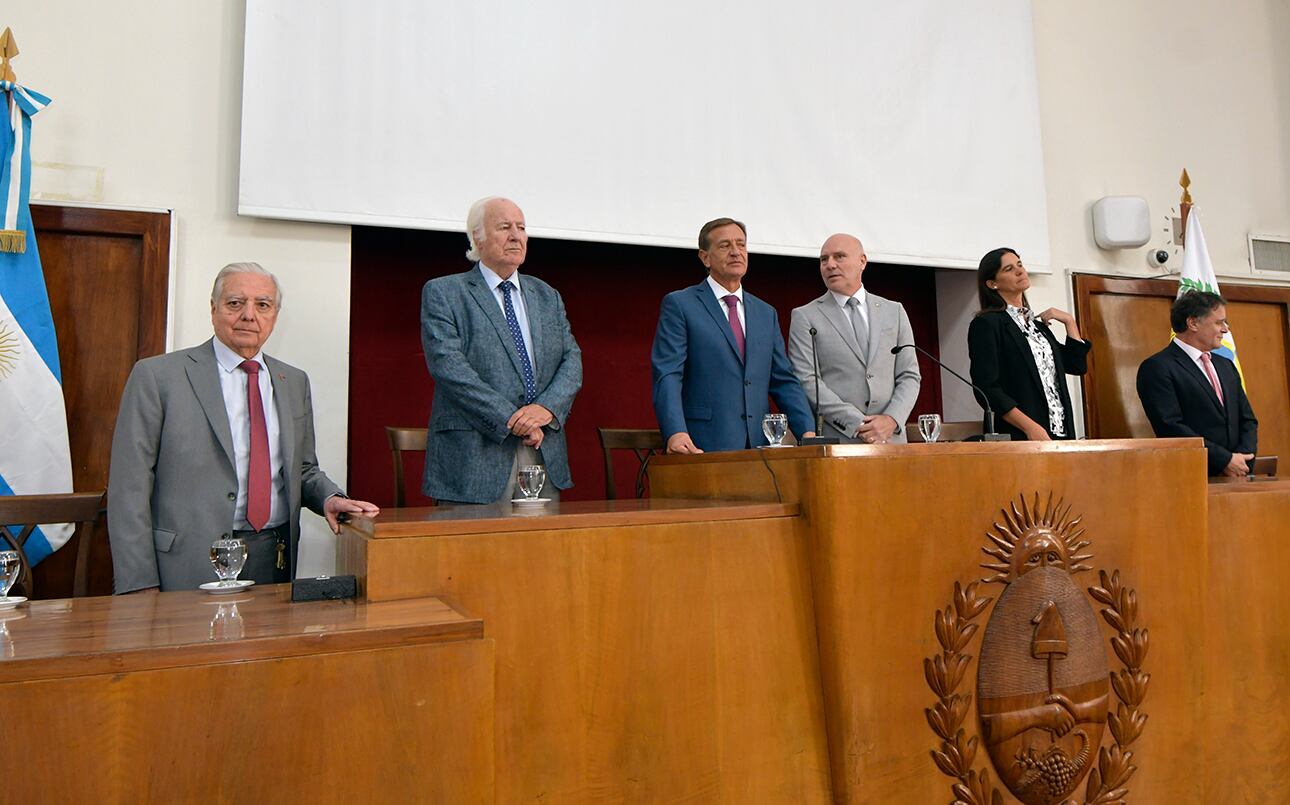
[[240, 1, 1050, 268]]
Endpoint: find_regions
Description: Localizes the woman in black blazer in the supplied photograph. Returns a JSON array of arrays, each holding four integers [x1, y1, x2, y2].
[[967, 248, 1091, 441]]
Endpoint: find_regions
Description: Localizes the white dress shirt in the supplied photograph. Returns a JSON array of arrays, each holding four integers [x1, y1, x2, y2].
[[480, 262, 537, 370], [213, 337, 287, 529], [706, 275, 745, 331], [1172, 336, 1213, 376], [830, 287, 869, 329]]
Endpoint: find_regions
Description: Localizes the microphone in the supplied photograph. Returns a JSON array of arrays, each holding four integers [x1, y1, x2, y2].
[[800, 327, 840, 445], [890, 344, 1010, 441]]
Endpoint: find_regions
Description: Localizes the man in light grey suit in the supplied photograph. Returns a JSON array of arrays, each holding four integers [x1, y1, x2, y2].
[[421, 197, 582, 504], [788, 233, 921, 444], [108, 263, 379, 593]]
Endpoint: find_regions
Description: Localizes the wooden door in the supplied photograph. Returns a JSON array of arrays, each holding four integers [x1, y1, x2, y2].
[[30, 204, 170, 596], [1074, 274, 1290, 473]]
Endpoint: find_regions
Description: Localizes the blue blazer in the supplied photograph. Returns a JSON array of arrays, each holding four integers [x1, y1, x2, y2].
[[420, 267, 582, 502], [651, 280, 814, 451]]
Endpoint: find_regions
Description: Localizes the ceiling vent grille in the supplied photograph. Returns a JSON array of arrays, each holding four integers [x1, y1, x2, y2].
[[1249, 234, 1290, 277]]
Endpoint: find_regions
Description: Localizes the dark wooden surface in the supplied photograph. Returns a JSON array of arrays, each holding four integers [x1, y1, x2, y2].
[[30, 204, 171, 597]]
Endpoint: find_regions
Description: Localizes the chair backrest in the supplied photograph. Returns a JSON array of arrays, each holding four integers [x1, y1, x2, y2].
[[385, 426, 429, 508], [0, 491, 104, 598], [905, 419, 984, 443], [597, 428, 665, 499]]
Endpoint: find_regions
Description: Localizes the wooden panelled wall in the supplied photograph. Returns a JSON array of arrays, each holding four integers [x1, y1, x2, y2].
[[30, 204, 171, 597], [1073, 274, 1290, 472]]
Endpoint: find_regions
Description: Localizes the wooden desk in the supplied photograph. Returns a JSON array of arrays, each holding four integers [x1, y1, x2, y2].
[[338, 498, 832, 804], [1205, 478, 1290, 801], [651, 438, 1229, 804], [0, 586, 494, 804]]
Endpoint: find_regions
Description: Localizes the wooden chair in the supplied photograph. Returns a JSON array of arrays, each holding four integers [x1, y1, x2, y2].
[[0, 491, 104, 598], [385, 426, 429, 507], [906, 419, 984, 443], [597, 428, 666, 500]]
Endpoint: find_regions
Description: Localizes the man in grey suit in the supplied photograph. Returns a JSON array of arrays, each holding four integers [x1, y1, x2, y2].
[[421, 197, 582, 504], [788, 233, 921, 444], [108, 263, 379, 593]]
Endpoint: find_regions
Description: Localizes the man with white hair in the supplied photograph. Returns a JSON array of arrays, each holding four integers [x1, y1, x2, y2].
[[108, 262, 379, 592], [420, 197, 583, 503]]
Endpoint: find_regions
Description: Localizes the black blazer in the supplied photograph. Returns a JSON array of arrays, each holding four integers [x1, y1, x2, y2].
[[1136, 342, 1258, 475], [967, 309, 1091, 440]]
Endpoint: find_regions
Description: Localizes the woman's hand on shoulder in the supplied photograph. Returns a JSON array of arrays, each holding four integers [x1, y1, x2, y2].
[[1036, 308, 1074, 327]]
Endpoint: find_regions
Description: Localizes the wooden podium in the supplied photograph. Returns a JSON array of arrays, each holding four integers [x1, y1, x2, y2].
[[648, 438, 1290, 804]]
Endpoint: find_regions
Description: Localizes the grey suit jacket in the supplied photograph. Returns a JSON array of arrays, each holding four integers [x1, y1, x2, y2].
[[420, 266, 583, 503], [107, 339, 343, 593], [788, 290, 922, 443]]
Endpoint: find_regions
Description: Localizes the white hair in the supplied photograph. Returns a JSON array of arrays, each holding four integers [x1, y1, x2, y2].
[[465, 196, 507, 262], [211, 262, 283, 308]]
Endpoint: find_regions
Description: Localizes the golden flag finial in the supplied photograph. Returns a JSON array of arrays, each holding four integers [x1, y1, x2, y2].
[[0, 28, 17, 84], [1179, 168, 1192, 205]]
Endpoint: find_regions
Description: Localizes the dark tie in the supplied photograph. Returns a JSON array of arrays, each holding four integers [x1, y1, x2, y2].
[[239, 360, 271, 531], [499, 281, 537, 403], [723, 294, 745, 359]]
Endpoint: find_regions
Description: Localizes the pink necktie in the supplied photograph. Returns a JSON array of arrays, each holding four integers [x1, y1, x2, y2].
[[1199, 352, 1224, 406], [723, 294, 745, 359], [239, 360, 271, 531]]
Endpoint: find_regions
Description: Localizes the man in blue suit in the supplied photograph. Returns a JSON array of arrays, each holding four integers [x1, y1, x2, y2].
[[651, 217, 815, 453], [421, 197, 583, 502]]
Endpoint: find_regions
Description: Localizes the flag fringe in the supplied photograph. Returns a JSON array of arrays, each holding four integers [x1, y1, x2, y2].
[[0, 229, 26, 253]]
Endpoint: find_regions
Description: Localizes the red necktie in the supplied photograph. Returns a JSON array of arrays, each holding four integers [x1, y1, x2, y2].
[[1199, 352, 1224, 406], [723, 294, 745, 359], [239, 360, 271, 531]]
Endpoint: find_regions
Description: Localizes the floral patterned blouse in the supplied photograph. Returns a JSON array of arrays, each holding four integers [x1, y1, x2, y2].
[[1005, 305, 1065, 436]]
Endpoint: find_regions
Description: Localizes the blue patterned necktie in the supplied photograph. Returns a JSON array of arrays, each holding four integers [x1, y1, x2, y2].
[[499, 280, 537, 404]]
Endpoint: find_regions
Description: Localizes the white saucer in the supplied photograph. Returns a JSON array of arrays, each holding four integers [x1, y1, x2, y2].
[[510, 498, 550, 505], [0, 596, 27, 610], [199, 580, 255, 595]]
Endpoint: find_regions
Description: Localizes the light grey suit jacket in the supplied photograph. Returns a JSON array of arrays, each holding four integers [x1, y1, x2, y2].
[[107, 339, 342, 593], [420, 266, 582, 503], [788, 290, 922, 443]]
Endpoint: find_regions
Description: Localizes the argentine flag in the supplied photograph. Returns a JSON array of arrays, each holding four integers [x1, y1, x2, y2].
[[1177, 209, 1245, 386], [0, 80, 74, 564]]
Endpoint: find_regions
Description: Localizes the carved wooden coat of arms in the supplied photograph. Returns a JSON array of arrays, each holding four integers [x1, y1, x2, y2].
[[924, 493, 1150, 805]]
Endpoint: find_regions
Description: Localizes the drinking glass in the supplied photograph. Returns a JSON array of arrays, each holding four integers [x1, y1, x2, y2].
[[918, 413, 943, 444], [209, 538, 248, 587], [762, 413, 789, 447], [0, 550, 20, 597], [518, 465, 546, 499]]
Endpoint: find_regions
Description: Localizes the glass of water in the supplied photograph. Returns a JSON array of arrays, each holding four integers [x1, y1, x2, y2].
[[762, 413, 789, 447], [918, 413, 943, 444], [518, 464, 546, 499], [0, 550, 20, 597], [209, 538, 248, 587]]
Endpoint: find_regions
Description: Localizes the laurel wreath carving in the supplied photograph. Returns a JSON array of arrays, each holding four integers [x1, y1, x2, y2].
[[924, 569, 1150, 804], [924, 580, 1002, 805], [1081, 569, 1150, 805]]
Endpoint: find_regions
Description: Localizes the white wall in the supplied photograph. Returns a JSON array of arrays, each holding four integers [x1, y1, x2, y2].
[[10, 1, 350, 573]]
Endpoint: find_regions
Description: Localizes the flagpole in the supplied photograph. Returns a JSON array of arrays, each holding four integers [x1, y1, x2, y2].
[[1178, 168, 1192, 246]]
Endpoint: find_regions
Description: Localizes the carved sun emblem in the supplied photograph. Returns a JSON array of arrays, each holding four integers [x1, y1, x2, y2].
[[981, 494, 1093, 583], [0, 321, 20, 379]]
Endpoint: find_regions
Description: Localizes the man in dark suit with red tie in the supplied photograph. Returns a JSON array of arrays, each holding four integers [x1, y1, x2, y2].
[[1136, 290, 1258, 477], [651, 217, 815, 453]]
